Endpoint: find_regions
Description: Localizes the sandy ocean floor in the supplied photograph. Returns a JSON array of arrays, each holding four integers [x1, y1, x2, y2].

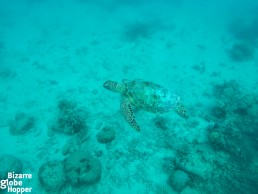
[[0, 0, 258, 194]]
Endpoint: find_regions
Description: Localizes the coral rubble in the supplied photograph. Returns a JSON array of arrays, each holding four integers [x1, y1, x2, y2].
[[38, 161, 66, 192], [64, 150, 102, 185], [9, 113, 35, 135], [50, 100, 87, 135]]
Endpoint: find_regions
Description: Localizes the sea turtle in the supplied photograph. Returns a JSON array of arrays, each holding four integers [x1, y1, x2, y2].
[[103, 79, 187, 131]]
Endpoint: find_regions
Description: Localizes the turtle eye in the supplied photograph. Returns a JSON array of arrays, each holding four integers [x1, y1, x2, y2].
[[103, 81, 110, 89]]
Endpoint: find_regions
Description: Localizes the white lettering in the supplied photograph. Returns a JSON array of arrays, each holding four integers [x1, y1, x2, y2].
[[7, 187, 33, 193], [6, 172, 33, 179], [1, 172, 33, 193], [0, 179, 7, 189], [8, 186, 13, 192], [8, 172, 12, 179]]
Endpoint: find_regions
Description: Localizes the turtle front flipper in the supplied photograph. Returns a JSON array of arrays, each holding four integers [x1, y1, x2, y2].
[[175, 103, 188, 118], [121, 98, 141, 131]]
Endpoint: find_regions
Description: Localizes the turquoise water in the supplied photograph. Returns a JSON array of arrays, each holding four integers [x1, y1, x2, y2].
[[0, 0, 257, 193]]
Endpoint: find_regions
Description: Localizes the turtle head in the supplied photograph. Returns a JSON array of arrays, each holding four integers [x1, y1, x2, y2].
[[103, 80, 125, 94]]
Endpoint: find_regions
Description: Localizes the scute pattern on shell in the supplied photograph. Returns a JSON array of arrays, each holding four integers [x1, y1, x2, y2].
[[123, 79, 180, 113]]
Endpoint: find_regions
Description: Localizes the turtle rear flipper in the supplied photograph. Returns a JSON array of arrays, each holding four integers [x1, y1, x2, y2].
[[121, 98, 141, 131]]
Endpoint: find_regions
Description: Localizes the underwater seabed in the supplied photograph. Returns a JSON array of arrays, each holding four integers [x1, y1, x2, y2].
[[0, 0, 258, 194], [1, 81, 257, 194]]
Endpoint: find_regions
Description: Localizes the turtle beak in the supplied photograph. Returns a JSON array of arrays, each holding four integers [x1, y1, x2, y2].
[[103, 80, 119, 93], [103, 81, 110, 89]]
